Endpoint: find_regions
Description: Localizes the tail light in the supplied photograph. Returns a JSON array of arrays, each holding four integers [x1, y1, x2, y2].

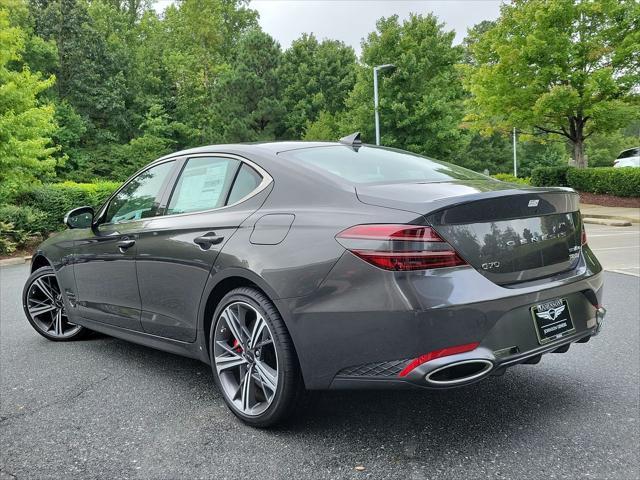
[[581, 221, 587, 246], [335, 224, 468, 271]]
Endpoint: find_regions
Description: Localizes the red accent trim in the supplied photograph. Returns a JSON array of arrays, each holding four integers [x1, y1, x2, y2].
[[351, 250, 467, 270], [337, 224, 444, 242], [398, 342, 481, 377]]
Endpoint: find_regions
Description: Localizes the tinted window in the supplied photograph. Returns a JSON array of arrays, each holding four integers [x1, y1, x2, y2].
[[227, 164, 262, 205], [105, 161, 175, 224], [281, 146, 489, 184], [167, 157, 240, 215], [618, 148, 639, 159]]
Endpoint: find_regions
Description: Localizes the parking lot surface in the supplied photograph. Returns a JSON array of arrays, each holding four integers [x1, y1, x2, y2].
[[586, 223, 640, 277], [1, 264, 639, 480]]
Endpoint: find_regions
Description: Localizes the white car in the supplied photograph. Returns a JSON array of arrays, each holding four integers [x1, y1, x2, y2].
[[613, 147, 640, 168]]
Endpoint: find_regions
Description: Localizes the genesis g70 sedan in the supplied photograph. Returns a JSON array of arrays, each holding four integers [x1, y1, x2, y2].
[[23, 134, 606, 426]]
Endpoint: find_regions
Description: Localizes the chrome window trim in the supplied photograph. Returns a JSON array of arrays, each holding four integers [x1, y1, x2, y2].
[[96, 153, 272, 227]]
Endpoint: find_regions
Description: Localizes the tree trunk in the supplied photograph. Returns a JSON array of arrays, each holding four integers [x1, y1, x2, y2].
[[572, 137, 587, 168], [571, 117, 587, 168]]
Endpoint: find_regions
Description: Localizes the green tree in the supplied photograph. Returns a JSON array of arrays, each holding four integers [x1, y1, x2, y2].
[[0, 5, 57, 199], [341, 14, 465, 159], [161, 0, 258, 144], [463, 0, 640, 167], [215, 28, 284, 142], [279, 33, 356, 138]]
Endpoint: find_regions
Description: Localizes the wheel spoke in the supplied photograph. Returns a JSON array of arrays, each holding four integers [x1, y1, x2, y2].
[[53, 309, 63, 336], [249, 315, 267, 349], [28, 303, 57, 317], [254, 359, 277, 393], [34, 278, 55, 303], [224, 308, 246, 349], [241, 365, 253, 412], [215, 342, 248, 372]]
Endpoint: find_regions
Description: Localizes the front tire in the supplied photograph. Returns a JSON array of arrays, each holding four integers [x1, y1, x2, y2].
[[22, 266, 88, 341], [209, 287, 303, 427]]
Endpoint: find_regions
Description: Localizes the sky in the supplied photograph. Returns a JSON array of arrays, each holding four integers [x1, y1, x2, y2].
[[155, 1, 503, 55]]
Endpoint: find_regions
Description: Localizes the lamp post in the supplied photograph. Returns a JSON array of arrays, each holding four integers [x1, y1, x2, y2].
[[373, 64, 395, 146]]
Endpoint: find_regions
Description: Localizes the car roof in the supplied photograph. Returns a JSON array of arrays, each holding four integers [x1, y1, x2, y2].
[[156, 141, 343, 160]]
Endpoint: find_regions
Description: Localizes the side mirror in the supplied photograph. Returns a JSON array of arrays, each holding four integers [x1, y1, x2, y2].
[[64, 206, 94, 229]]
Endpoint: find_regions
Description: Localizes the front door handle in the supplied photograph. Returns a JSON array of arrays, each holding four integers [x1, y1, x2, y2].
[[194, 232, 224, 250], [116, 238, 136, 251]]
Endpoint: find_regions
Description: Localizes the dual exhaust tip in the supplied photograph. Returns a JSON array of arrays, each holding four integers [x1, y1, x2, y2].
[[425, 359, 494, 386]]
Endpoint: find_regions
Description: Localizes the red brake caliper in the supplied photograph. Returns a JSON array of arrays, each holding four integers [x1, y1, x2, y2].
[[232, 338, 242, 353]]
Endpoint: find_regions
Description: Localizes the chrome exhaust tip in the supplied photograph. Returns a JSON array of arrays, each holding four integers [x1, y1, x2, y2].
[[425, 359, 494, 386], [594, 305, 606, 336]]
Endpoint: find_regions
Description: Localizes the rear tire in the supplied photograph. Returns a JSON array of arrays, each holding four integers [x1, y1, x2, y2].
[[209, 287, 304, 427], [22, 266, 89, 341]]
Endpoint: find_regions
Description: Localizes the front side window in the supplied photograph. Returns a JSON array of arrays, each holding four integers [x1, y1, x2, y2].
[[167, 157, 240, 215], [104, 161, 175, 224]]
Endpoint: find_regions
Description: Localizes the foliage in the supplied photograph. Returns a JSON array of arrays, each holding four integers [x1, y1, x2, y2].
[[303, 111, 342, 141], [585, 129, 639, 167], [0, 5, 58, 200], [15, 181, 120, 234], [215, 28, 285, 142], [0, 203, 46, 240], [566, 167, 640, 197], [342, 14, 465, 160], [0, 221, 17, 254], [531, 166, 639, 197], [279, 34, 357, 139], [530, 166, 572, 187], [492, 173, 531, 185], [463, 0, 640, 167]]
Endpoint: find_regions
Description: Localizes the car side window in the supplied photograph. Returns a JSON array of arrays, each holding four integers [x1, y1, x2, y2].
[[104, 161, 175, 224], [226, 163, 263, 205], [167, 157, 240, 215]]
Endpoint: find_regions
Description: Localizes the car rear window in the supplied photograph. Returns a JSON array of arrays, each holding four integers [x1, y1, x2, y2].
[[280, 145, 489, 184]]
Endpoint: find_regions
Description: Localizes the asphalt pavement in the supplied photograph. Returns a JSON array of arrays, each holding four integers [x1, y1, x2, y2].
[[1, 264, 639, 480], [585, 223, 640, 277]]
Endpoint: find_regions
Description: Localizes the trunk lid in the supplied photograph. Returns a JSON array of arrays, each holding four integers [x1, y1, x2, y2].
[[356, 181, 582, 285]]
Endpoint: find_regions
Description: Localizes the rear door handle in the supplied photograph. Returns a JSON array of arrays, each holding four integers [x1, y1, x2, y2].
[[194, 232, 224, 250], [116, 238, 136, 251]]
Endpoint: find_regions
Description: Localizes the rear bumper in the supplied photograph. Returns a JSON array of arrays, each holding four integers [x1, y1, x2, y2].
[[276, 248, 604, 390]]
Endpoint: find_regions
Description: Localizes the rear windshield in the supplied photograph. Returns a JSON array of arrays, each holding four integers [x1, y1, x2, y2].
[[280, 145, 489, 184], [617, 147, 639, 159]]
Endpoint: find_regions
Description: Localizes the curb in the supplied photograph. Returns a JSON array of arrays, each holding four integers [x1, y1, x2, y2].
[[0, 256, 31, 267], [583, 217, 632, 227], [581, 213, 639, 224]]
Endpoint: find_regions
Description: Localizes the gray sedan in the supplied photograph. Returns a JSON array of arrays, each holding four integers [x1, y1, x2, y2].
[[22, 135, 606, 426]]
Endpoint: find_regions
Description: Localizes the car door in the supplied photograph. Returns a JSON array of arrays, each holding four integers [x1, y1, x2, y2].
[[72, 160, 177, 330], [135, 154, 271, 342]]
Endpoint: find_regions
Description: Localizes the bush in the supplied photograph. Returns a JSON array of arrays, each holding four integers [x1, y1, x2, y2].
[[0, 204, 46, 243], [530, 166, 572, 187], [0, 221, 17, 255], [14, 181, 120, 234], [531, 166, 640, 197], [566, 167, 640, 197], [492, 173, 531, 185]]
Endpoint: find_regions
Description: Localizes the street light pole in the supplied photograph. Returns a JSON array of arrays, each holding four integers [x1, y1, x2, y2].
[[373, 64, 395, 146], [512, 127, 518, 177]]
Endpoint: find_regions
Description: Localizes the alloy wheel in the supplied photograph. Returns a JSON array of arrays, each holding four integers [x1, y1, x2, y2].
[[213, 301, 279, 416], [26, 273, 81, 339]]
